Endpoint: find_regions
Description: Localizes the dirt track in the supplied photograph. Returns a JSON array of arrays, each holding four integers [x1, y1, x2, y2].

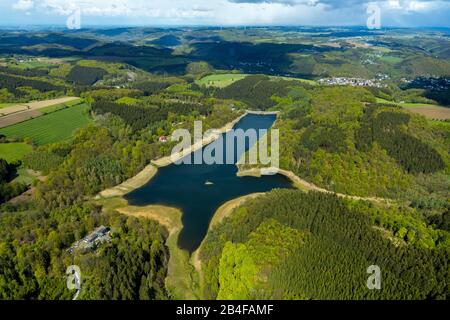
[[0, 97, 79, 116]]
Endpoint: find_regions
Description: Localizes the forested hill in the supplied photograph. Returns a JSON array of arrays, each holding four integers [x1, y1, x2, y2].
[[0, 205, 169, 300], [205, 76, 449, 208], [200, 190, 450, 300], [260, 85, 449, 204]]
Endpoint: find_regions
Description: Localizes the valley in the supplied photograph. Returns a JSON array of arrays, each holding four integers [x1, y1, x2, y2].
[[0, 25, 449, 301]]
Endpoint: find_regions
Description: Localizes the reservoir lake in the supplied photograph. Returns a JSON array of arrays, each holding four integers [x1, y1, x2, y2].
[[125, 114, 293, 252]]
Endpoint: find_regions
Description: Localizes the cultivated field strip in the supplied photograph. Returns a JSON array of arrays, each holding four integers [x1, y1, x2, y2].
[[0, 103, 91, 145], [0, 97, 80, 128], [404, 105, 450, 120], [0, 110, 43, 128], [0, 97, 79, 117]]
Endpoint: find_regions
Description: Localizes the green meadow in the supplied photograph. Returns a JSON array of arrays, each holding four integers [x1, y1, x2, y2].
[[0, 143, 33, 162], [197, 73, 316, 88], [39, 98, 83, 114], [196, 74, 249, 88], [379, 56, 404, 64], [375, 97, 438, 108]]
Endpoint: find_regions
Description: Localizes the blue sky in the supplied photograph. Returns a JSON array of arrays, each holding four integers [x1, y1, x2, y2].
[[1, 0, 450, 27]]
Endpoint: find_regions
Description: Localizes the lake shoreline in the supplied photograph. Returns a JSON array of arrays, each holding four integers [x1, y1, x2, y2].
[[151, 112, 249, 168], [97, 196, 199, 300], [97, 110, 279, 199], [190, 192, 264, 299], [237, 166, 392, 204], [96, 112, 284, 299]]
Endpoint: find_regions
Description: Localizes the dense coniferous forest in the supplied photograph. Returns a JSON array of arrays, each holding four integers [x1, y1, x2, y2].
[[214, 75, 295, 110], [132, 81, 172, 96], [0, 66, 49, 77], [0, 204, 169, 300], [201, 190, 450, 300], [66, 65, 108, 86], [92, 99, 212, 131], [355, 106, 445, 174], [268, 85, 449, 201], [0, 73, 64, 96]]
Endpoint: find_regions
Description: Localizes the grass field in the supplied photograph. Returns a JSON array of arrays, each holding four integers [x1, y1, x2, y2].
[[375, 98, 450, 120], [270, 75, 317, 85], [0, 103, 91, 145], [196, 73, 317, 88], [379, 56, 403, 64], [115, 96, 141, 106], [0, 143, 32, 162], [196, 73, 248, 88], [376, 98, 437, 108]]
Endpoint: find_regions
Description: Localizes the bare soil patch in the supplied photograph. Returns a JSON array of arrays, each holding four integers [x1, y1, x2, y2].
[[404, 105, 450, 120]]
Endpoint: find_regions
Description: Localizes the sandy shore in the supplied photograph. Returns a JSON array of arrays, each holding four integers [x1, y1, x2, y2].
[[97, 164, 157, 199], [152, 110, 280, 168], [117, 204, 182, 236], [152, 112, 248, 168], [96, 112, 286, 298], [237, 167, 392, 204], [208, 193, 264, 230], [97, 112, 248, 198], [113, 203, 198, 299], [190, 192, 264, 297], [98, 110, 281, 199], [245, 110, 280, 115]]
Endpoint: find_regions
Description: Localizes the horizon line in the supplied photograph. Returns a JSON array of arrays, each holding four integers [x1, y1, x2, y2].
[[0, 24, 449, 30]]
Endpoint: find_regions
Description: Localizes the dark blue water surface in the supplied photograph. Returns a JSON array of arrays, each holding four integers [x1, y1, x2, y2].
[[125, 114, 293, 252]]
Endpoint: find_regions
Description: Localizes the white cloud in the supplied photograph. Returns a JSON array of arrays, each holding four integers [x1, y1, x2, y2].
[[3, 0, 450, 26], [38, 0, 214, 20], [12, 0, 34, 11]]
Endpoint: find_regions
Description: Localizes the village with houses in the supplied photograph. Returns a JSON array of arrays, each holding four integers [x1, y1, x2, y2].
[[318, 75, 388, 88]]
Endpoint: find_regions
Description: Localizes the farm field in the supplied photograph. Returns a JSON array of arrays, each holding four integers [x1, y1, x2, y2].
[[375, 97, 437, 108], [39, 98, 83, 114], [404, 105, 450, 120], [269, 75, 317, 85], [379, 56, 403, 64], [0, 103, 91, 145], [196, 74, 248, 87], [0, 110, 43, 129], [0, 98, 82, 129], [375, 98, 450, 120], [196, 73, 316, 88], [0, 142, 33, 162], [0, 24, 450, 302], [0, 97, 80, 117]]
